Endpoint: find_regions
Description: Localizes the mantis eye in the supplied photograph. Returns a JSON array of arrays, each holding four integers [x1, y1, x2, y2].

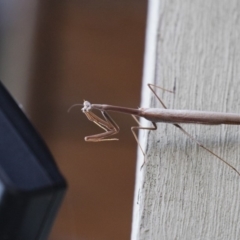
[[82, 100, 91, 112]]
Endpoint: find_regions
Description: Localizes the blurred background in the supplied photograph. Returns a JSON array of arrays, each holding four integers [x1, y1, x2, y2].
[[0, 1, 147, 239]]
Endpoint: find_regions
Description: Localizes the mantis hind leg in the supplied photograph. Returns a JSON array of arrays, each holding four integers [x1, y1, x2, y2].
[[173, 123, 240, 176]]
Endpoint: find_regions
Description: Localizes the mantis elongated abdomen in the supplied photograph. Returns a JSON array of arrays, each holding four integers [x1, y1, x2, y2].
[[141, 109, 240, 124]]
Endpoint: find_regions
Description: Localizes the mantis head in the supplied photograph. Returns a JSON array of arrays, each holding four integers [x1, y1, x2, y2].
[[82, 100, 92, 112]]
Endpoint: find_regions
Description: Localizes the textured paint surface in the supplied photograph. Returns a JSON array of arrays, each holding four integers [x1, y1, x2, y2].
[[134, 0, 240, 239]]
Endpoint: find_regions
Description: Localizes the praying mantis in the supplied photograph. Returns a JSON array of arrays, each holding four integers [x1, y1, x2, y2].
[[69, 84, 240, 176]]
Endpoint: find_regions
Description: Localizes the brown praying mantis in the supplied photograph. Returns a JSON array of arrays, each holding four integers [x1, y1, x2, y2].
[[68, 84, 240, 176]]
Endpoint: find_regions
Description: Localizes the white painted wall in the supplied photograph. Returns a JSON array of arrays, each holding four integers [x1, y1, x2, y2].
[[132, 0, 240, 239]]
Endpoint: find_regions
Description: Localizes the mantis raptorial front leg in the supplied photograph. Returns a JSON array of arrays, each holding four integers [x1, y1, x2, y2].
[[82, 108, 119, 142]]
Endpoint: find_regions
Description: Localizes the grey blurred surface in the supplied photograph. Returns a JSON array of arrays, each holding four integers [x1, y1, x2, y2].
[[0, 1, 147, 239]]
